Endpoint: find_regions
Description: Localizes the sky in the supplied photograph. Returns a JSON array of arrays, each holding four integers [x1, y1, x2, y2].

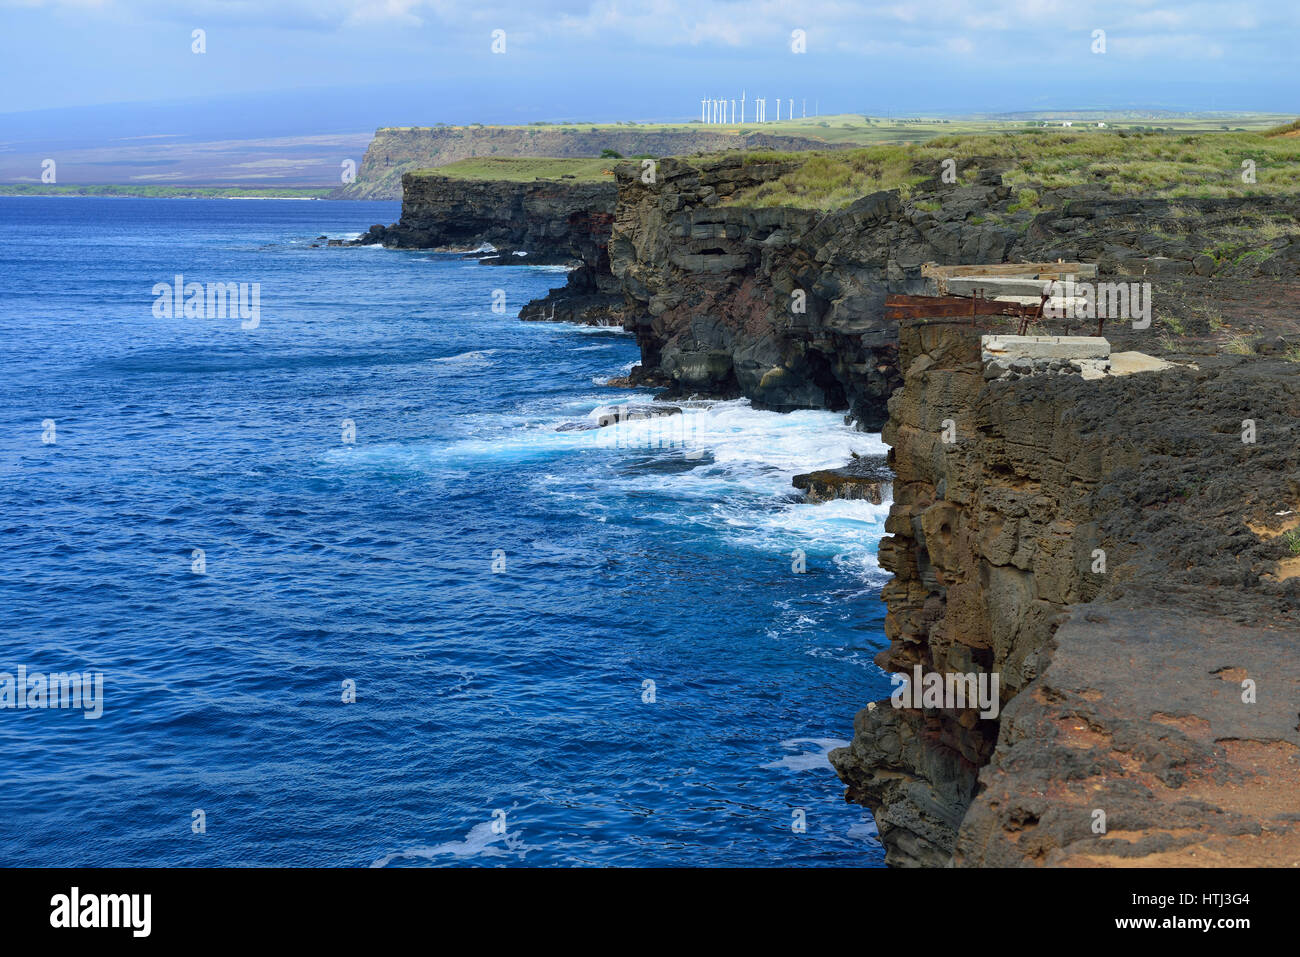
[[2, 0, 1298, 122], [0, 0, 1296, 184]]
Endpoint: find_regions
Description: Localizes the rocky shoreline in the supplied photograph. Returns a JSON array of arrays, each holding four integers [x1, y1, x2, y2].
[[354, 153, 1300, 866]]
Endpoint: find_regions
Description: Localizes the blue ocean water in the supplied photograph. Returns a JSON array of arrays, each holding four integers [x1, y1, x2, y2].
[[0, 197, 891, 867]]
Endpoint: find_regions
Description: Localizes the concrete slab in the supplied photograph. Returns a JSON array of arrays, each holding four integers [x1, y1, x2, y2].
[[981, 335, 1110, 361]]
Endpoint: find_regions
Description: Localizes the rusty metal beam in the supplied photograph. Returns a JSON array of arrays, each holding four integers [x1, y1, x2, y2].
[[885, 292, 1106, 337]]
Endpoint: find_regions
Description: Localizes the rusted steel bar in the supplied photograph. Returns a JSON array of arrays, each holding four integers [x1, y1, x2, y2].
[[884, 292, 1048, 333]]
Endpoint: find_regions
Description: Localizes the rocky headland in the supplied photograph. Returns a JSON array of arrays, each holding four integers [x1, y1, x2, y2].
[[356, 169, 627, 325]]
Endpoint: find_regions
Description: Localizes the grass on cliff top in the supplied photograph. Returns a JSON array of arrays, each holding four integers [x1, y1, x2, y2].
[[719, 126, 1300, 210], [411, 157, 616, 183]]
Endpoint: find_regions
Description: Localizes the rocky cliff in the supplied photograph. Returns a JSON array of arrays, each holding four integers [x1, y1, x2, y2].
[[349, 152, 1300, 426], [608, 155, 922, 426], [829, 319, 1300, 866], [335, 125, 854, 200], [359, 171, 616, 263], [604, 154, 1300, 430]]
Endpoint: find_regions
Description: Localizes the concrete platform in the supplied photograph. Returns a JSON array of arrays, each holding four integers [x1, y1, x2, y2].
[[981, 335, 1110, 361]]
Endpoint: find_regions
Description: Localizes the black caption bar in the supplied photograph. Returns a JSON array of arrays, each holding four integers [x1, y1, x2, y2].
[[0, 866, 1284, 944]]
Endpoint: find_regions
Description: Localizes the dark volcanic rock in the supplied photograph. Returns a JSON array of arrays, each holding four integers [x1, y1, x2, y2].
[[829, 318, 1300, 867], [357, 170, 626, 328], [360, 172, 617, 268], [793, 455, 893, 503], [609, 155, 915, 428], [607, 156, 1300, 429], [555, 404, 682, 431], [358, 172, 631, 332], [518, 263, 626, 326]]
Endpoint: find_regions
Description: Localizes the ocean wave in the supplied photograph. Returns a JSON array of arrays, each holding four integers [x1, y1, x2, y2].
[[322, 397, 891, 577]]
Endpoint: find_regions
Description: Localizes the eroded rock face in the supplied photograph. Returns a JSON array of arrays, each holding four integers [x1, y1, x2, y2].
[[830, 318, 1300, 867], [608, 155, 980, 427], [356, 171, 629, 328]]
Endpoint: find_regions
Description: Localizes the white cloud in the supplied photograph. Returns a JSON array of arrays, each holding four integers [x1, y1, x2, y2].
[[3, 0, 1295, 52]]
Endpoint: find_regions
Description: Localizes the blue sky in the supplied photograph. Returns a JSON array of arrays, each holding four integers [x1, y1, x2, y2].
[[2, 0, 1297, 127]]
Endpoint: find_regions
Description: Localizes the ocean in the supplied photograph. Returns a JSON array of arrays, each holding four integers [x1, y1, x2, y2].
[[0, 197, 891, 867]]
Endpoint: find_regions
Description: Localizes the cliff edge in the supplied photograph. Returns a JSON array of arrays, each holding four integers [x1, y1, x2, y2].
[[830, 319, 1300, 866]]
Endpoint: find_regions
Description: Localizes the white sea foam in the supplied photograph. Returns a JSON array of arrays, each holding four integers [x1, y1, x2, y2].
[[555, 399, 890, 572], [562, 322, 631, 333], [325, 396, 891, 579], [370, 818, 528, 867], [428, 349, 498, 373], [761, 737, 852, 771]]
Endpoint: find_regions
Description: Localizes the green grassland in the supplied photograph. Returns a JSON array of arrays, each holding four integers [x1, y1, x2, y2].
[[716, 121, 1300, 210], [0, 184, 332, 199], [412, 157, 617, 182], [410, 118, 1300, 209]]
